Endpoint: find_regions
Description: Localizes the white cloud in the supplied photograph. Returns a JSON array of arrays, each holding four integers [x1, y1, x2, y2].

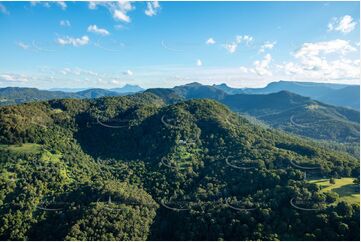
[[145, 1, 160, 16], [114, 24, 125, 30], [17, 42, 29, 50], [56, 1, 67, 10], [239, 66, 249, 73], [0, 3, 9, 14], [59, 67, 98, 77], [223, 43, 238, 53], [111, 79, 124, 85], [88, 2, 97, 10], [60, 20, 71, 27], [259, 41, 276, 53], [233, 55, 273, 77], [30, 1, 50, 8], [278, 39, 359, 82], [196, 59, 203, 66], [236, 35, 253, 45], [0, 73, 29, 82], [206, 38, 216, 45], [294, 39, 356, 59], [113, 10, 130, 23], [328, 15, 357, 33], [251, 54, 272, 76], [56, 36, 90, 47], [223, 35, 254, 53], [281, 58, 360, 81], [87, 25, 110, 36], [30, 1, 66, 10], [123, 70, 133, 76], [89, 1, 134, 23]]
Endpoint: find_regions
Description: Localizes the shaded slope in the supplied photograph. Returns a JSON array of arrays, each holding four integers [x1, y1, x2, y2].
[[221, 91, 359, 143]]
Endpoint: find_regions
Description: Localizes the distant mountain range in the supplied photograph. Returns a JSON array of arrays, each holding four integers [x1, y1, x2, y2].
[[0, 84, 144, 106], [2, 81, 358, 110], [49, 84, 144, 94], [213, 81, 360, 110], [109, 84, 145, 93]]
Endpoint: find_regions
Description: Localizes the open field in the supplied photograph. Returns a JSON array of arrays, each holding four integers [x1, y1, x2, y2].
[[0, 143, 42, 155], [309, 178, 360, 205]]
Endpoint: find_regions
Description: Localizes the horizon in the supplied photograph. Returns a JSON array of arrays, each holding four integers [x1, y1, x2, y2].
[[0, 1, 360, 89], [0, 79, 359, 92]]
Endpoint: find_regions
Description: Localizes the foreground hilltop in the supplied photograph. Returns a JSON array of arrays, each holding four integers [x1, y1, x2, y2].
[[0, 93, 359, 240]]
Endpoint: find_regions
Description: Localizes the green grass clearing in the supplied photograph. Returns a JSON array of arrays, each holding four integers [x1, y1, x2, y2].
[[309, 177, 359, 205], [0, 143, 42, 155]]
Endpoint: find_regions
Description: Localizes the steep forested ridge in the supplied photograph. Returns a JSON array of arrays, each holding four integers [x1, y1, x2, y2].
[[0, 93, 359, 240], [221, 91, 360, 143]]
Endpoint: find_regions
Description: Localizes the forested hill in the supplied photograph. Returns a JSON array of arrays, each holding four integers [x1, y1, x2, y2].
[[0, 93, 359, 240], [0, 86, 142, 106], [213, 81, 360, 110], [221, 91, 360, 143], [2, 84, 359, 144], [0, 87, 79, 105], [145, 85, 360, 144]]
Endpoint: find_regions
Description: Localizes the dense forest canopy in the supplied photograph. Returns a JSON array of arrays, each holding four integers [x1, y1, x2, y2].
[[0, 92, 359, 240]]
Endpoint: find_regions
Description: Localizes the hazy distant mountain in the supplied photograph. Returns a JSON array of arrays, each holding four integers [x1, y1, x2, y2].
[[110, 84, 144, 93], [145, 88, 184, 104], [317, 86, 360, 110], [49, 84, 144, 94], [0, 87, 123, 106], [173, 82, 227, 100], [0, 87, 79, 106], [76, 88, 120, 98], [244, 80, 350, 95], [213, 81, 360, 110], [212, 83, 244, 95], [48, 87, 89, 92]]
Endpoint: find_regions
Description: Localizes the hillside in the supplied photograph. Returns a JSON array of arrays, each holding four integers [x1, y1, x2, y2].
[[214, 81, 360, 110], [173, 82, 227, 100], [0, 87, 79, 106], [0, 85, 144, 106], [146, 85, 360, 144], [109, 84, 144, 93], [317, 86, 360, 111], [75, 88, 120, 98], [221, 91, 360, 143], [0, 93, 359, 240]]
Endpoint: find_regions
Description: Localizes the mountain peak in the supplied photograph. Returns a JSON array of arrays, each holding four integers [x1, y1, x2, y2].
[[183, 82, 203, 87], [122, 84, 142, 88], [110, 84, 144, 93], [216, 83, 229, 88]]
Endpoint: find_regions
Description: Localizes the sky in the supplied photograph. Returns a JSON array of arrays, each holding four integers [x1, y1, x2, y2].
[[0, 1, 359, 89]]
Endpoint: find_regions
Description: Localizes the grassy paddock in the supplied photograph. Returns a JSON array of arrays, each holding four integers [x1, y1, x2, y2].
[[1, 143, 42, 154], [309, 178, 360, 205]]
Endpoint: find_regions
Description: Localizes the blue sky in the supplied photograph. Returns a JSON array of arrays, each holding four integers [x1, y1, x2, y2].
[[0, 1, 359, 89]]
